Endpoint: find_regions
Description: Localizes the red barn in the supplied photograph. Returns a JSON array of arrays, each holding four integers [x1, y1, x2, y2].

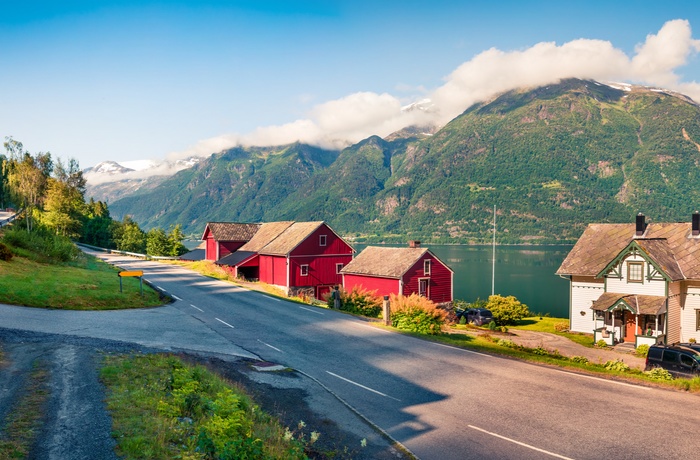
[[340, 244, 453, 304], [216, 221, 354, 299], [202, 222, 260, 261]]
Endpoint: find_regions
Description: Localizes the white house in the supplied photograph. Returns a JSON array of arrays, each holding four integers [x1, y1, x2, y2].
[[556, 213, 700, 348]]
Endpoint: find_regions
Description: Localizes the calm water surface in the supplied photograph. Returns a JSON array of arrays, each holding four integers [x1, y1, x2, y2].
[[356, 244, 572, 319]]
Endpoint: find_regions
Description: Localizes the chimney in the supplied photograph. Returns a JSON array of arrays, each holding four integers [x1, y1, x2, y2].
[[693, 211, 700, 236], [635, 213, 646, 236], [408, 240, 421, 248]]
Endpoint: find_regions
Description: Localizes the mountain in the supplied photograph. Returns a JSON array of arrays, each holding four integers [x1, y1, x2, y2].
[[107, 79, 700, 243]]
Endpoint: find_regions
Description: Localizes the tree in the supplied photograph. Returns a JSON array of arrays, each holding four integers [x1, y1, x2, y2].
[[146, 227, 169, 256], [113, 216, 146, 253], [167, 224, 188, 256], [486, 294, 529, 325]]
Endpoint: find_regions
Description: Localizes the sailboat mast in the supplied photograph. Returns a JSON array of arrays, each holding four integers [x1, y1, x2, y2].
[[492, 205, 496, 296]]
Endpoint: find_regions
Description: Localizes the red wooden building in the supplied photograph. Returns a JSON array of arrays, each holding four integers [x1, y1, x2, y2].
[[202, 222, 261, 261], [340, 244, 453, 304], [216, 221, 354, 299]]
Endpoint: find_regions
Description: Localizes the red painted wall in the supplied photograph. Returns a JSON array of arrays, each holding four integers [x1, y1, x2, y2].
[[260, 255, 288, 286], [289, 255, 352, 287], [342, 274, 399, 296], [291, 224, 354, 257], [402, 252, 453, 303], [205, 237, 217, 261], [219, 241, 245, 259]]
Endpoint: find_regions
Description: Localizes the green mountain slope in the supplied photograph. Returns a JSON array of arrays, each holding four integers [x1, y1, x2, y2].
[[108, 79, 700, 243]]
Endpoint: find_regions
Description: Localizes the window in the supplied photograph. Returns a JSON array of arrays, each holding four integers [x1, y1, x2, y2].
[[336, 263, 343, 274], [424, 259, 431, 275], [627, 261, 643, 283], [696, 310, 700, 331], [319, 235, 327, 246], [300, 264, 309, 276]]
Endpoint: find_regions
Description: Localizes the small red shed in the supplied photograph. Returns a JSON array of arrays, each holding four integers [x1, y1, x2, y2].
[[202, 222, 260, 261], [340, 244, 453, 304]]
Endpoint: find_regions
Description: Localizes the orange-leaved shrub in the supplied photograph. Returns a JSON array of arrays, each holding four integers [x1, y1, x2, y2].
[[389, 293, 447, 335], [325, 286, 383, 317]]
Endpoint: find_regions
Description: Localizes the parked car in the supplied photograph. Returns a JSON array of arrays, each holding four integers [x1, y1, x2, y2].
[[645, 344, 700, 378], [456, 308, 494, 326]]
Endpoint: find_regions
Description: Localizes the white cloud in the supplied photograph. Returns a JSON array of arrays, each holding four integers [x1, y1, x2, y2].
[[106, 19, 700, 184]]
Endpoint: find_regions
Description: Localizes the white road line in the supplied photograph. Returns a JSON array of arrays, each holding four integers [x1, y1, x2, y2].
[[326, 371, 401, 401], [215, 318, 235, 328], [430, 341, 494, 357], [299, 306, 324, 315], [267, 296, 281, 302], [190, 304, 203, 312], [553, 369, 652, 390], [349, 322, 393, 334], [257, 339, 283, 352], [468, 425, 574, 459], [155, 285, 164, 291], [172, 295, 182, 301]]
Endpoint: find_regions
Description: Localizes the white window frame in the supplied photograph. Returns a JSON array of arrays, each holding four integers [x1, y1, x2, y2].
[[300, 264, 309, 276], [319, 235, 327, 246], [336, 263, 343, 274], [418, 278, 429, 297], [424, 259, 431, 275], [628, 261, 643, 283]]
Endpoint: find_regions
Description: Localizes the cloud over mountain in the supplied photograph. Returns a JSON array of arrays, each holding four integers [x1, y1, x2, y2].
[[158, 20, 700, 167]]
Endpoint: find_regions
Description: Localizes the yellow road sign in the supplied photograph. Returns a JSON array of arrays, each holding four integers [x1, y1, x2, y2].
[[118, 271, 144, 277]]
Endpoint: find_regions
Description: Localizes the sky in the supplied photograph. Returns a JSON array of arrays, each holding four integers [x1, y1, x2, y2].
[[1, 0, 700, 176]]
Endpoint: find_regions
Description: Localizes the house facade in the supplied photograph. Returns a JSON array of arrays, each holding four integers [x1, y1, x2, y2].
[[215, 221, 354, 299], [557, 213, 700, 347], [202, 222, 261, 261], [340, 243, 453, 304]]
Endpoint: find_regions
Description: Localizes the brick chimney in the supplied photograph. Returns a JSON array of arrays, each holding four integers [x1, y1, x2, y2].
[[635, 213, 646, 236], [408, 240, 421, 248], [693, 211, 700, 236]]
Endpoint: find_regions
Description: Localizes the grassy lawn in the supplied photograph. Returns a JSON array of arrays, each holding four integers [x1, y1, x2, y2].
[[0, 254, 163, 309], [100, 354, 310, 460], [510, 316, 595, 347]]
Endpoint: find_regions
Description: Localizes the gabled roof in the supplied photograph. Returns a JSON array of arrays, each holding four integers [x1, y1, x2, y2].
[[590, 292, 667, 316], [596, 239, 683, 281], [202, 222, 261, 242], [340, 246, 435, 279], [259, 221, 326, 256], [238, 221, 294, 252], [556, 222, 700, 280]]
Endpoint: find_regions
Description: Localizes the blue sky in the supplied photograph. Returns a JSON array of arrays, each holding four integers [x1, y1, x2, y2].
[[1, 1, 699, 172]]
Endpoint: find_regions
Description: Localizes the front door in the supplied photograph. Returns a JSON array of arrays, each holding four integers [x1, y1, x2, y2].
[[418, 279, 429, 298], [624, 312, 637, 343]]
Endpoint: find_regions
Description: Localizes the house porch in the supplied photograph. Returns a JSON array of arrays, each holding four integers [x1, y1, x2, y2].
[[591, 293, 666, 348]]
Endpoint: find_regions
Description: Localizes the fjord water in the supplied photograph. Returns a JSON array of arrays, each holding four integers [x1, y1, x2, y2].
[[357, 244, 572, 319]]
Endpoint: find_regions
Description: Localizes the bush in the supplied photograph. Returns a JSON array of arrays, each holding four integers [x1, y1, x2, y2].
[[596, 340, 608, 348], [635, 344, 650, 358], [486, 294, 529, 325], [326, 286, 382, 317], [389, 293, 447, 335], [570, 356, 589, 364], [1, 227, 79, 262], [644, 367, 673, 381], [604, 359, 630, 372], [0, 242, 12, 261], [488, 320, 497, 331]]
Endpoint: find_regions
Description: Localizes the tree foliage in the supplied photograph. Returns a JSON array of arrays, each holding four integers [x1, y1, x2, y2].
[[486, 294, 529, 325]]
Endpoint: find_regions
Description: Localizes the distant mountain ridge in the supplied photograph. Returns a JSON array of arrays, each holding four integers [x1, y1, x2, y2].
[[104, 79, 700, 243]]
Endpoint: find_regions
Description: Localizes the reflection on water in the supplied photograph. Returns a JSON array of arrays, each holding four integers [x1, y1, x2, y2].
[[355, 244, 572, 319]]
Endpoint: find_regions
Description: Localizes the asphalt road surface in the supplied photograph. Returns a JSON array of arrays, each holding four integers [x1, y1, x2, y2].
[[2, 251, 700, 460]]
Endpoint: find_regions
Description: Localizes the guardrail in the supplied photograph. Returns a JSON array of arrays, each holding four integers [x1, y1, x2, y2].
[[0, 209, 22, 228], [76, 243, 180, 261]]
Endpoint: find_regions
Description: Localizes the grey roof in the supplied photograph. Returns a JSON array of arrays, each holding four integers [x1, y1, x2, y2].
[[216, 250, 257, 267], [557, 222, 700, 280], [340, 246, 430, 278], [203, 222, 261, 242], [179, 248, 205, 261]]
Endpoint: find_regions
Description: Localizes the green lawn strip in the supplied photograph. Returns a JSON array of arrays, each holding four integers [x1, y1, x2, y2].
[[0, 359, 50, 458], [0, 255, 162, 309], [509, 317, 596, 347], [378, 325, 700, 393], [100, 353, 310, 460]]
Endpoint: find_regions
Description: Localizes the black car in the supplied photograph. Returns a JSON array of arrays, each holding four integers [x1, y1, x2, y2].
[[456, 308, 494, 326], [645, 344, 700, 378]]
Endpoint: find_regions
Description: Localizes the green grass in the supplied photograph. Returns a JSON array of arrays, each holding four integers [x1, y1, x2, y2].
[[100, 353, 310, 460], [0, 254, 163, 309], [511, 316, 595, 347]]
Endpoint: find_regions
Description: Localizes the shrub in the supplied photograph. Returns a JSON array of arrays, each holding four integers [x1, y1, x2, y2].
[[497, 339, 517, 348], [389, 293, 447, 335], [488, 320, 497, 331], [486, 294, 529, 325], [604, 359, 630, 372], [596, 340, 608, 348], [689, 338, 697, 344], [0, 242, 12, 261], [570, 356, 589, 364], [326, 286, 383, 317], [499, 326, 508, 333], [635, 344, 650, 358], [532, 346, 549, 355], [644, 367, 673, 381], [1, 227, 79, 262]]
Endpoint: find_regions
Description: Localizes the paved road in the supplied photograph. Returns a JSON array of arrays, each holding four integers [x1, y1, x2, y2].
[[3, 251, 700, 459]]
